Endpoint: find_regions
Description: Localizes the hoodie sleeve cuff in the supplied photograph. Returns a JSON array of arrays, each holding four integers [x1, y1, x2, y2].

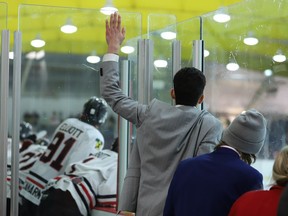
[[103, 53, 119, 62]]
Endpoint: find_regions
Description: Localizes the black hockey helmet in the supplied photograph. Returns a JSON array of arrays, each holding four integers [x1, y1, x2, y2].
[[81, 96, 108, 127], [19, 121, 33, 141]]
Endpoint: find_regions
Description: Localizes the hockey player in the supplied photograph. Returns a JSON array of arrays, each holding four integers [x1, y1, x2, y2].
[[6, 122, 48, 216], [38, 138, 119, 216], [19, 96, 108, 216]]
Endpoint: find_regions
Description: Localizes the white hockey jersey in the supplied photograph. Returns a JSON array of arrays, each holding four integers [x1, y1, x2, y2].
[[43, 149, 118, 216], [20, 118, 104, 205], [7, 141, 47, 199]]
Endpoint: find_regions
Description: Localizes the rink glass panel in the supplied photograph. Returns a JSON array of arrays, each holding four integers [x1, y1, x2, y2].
[[16, 4, 141, 215], [202, 0, 288, 188], [0, 3, 8, 216], [147, 14, 176, 103], [147, 15, 201, 104], [0, 2, 7, 123]]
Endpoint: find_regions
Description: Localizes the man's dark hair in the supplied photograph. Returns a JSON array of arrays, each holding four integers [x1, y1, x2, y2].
[[173, 67, 206, 106]]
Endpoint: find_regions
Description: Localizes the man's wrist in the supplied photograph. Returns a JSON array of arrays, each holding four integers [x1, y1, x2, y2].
[[108, 45, 120, 54]]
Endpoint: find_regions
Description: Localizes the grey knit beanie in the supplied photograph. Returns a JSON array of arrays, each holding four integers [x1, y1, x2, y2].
[[221, 109, 267, 154]]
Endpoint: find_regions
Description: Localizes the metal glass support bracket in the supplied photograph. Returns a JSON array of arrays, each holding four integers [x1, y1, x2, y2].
[[0, 29, 10, 216], [137, 39, 153, 104], [118, 60, 131, 197], [10, 30, 22, 216]]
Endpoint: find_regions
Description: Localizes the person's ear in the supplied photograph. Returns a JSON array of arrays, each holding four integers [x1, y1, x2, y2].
[[170, 88, 175, 99], [198, 94, 204, 104]]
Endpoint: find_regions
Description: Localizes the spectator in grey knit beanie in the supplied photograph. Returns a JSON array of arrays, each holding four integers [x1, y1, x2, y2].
[[220, 108, 267, 164], [163, 109, 267, 216]]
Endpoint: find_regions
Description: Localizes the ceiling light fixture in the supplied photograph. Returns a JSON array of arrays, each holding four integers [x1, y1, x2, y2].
[[213, 7, 231, 23], [226, 62, 239, 71], [61, 18, 78, 34], [160, 31, 176, 40], [121, 45, 135, 54], [86, 51, 101, 64], [204, 49, 210, 57], [226, 53, 239, 71], [100, 0, 118, 16], [30, 34, 46, 48], [264, 69, 273, 77], [243, 32, 259, 46], [154, 59, 168, 68], [273, 50, 286, 63]]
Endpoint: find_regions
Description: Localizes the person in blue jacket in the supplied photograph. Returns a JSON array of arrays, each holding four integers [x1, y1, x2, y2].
[[163, 109, 267, 216]]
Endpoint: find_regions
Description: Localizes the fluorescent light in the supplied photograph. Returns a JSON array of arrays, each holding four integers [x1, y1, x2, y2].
[[213, 14, 230, 23], [226, 62, 239, 71], [273, 50, 286, 63], [160, 31, 176, 40], [243, 32, 259, 46], [213, 8, 231, 23], [61, 24, 77, 34], [61, 18, 77, 34], [86, 54, 101, 64], [100, 6, 118, 15], [204, 49, 210, 57], [86, 56, 100, 64], [154, 59, 168, 68], [100, 0, 118, 15], [31, 39, 45, 48], [264, 69, 273, 77], [121, 46, 135, 54], [31, 34, 45, 48], [243, 37, 258, 46]]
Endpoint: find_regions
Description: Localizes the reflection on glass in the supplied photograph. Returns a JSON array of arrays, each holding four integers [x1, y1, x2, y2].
[[160, 31, 176, 40], [121, 45, 135, 54], [100, 0, 118, 15], [148, 14, 177, 103], [30, 34, 46, 48], [204, 49, 210, 57], [6, 0, 288, 215], [202, 0, 288, 189], [15, 4, 141, 216], [273, 50, 286, 63], [86, 51, 101, 64], [226, 62, 240, 71], [154, 59, 168, 68], [175, 18, 201, 68], [243, 32, 259, 46], [1, 3, 8, 216], [60, 18, 78, 34], [213, 13, 230, 23]]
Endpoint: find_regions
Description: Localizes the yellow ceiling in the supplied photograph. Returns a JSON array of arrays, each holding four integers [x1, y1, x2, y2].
[[2, 0, 288, 76], [6, 0, 242, 30], [5, 0, 241, 50]]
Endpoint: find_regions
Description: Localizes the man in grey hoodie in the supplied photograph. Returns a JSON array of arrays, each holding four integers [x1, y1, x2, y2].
[[100, 13, 223, 216]]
